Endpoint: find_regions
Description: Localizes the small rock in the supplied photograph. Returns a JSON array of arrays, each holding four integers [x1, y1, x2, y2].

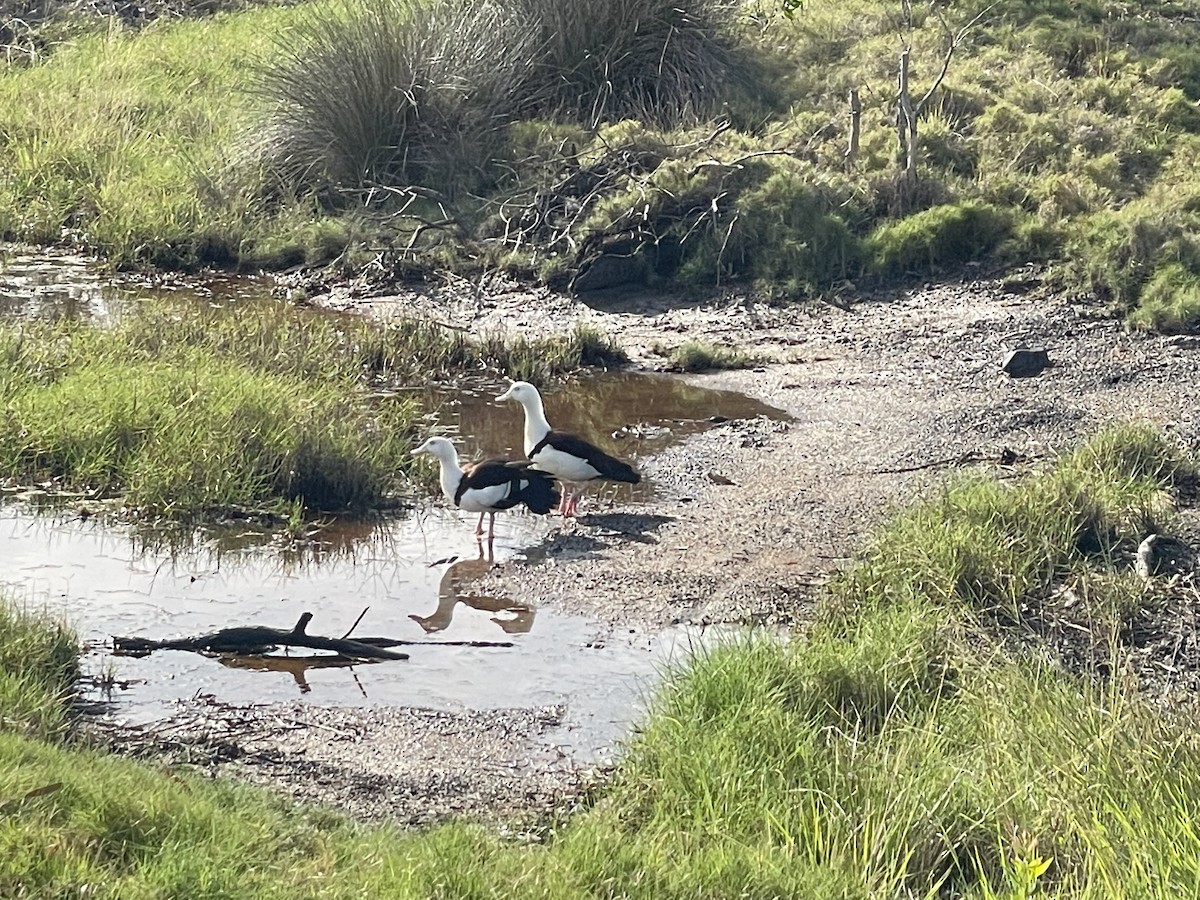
[[706, 470, 737, 485], [1001, 347, 1051, 378], [998, 447, 1021, 466]]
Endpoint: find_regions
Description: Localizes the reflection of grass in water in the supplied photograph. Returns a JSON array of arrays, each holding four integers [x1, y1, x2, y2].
[[125, 509, 402, 574], [0, 300, 624, 518], [6, 425, 1200, 897]]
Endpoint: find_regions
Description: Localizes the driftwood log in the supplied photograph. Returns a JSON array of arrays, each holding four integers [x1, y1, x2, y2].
[[114, 613, 409, 660], [113, 611, 515, 661]]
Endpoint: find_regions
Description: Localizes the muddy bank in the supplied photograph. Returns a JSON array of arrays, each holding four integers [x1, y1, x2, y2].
[[90, 273, 1200, 829], [343, 274, 1196, 632], [84, 698, 595, 833]]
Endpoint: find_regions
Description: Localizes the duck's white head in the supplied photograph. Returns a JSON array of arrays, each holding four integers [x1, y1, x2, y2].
[[412, 436, 457, 461], [495, 380, 540, 406]]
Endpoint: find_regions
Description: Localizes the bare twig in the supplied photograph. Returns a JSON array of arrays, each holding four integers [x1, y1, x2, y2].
[[687, 148, 792, 178], [917, 2, 997, 111], [340, 607, 370, 640]]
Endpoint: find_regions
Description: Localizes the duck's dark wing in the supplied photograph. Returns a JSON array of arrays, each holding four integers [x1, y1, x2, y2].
[[458, 458, 560, 513], [532, 432, 641, 484]]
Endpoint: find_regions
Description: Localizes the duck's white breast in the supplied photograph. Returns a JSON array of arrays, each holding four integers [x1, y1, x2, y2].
[[530, 445, 601, 483], [456, 482, 511, 512]]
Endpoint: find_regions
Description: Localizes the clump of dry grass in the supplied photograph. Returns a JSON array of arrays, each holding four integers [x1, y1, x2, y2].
[[253, 0, 538, 198], [515, 0, 745, 127], [251, 0, 746, 201]]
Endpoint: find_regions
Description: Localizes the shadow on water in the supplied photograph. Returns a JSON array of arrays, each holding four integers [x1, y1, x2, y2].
[[0, 246, 788, 756]]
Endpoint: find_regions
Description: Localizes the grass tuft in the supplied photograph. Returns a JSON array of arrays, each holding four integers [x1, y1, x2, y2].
[[253, 0, 536, 199], [868, 202, 1014, 277], [516, 0, 745, 127], [1127, 262, 1200, 333], [0, 599, 77, 737], [833, 424, 1187, 624], [659, 339, 762, 372]]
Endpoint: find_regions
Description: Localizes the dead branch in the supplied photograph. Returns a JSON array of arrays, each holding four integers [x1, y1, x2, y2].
[[845, 88, 862, 170], [917, 2, 996, 111], [687, 149, 792, 178], [859, 451, 982, 475], [114, 613, 409, 661]]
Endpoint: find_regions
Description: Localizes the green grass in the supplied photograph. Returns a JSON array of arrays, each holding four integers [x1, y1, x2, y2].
[[6, 0, 1200, 329], [0, 601, 76, 738], [659, 338, 762, 372], [867, 202, 1017, 277], [0, 300, 626, 517], [0, 3, 340, 269], [5, 424, 1200, 897], [833, 422, 1187, 623]]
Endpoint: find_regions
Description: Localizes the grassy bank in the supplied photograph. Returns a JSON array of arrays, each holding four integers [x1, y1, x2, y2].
[[4, 0, 1200, 330], [4, 424, 1200, 897], [0, 299, 624, 517], [0, 3, 325, 269]]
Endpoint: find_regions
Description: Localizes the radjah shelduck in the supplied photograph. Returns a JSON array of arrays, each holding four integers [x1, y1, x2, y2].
[[495, 380, 640, 517], [412, 436, 560, 541]]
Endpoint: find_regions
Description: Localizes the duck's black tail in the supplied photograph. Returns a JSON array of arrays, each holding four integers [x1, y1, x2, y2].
[[510, 464, 560, 514], [600, 457, 641, 485]]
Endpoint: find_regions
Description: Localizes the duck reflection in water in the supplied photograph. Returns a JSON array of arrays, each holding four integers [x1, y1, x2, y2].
[[411, 542, 535, 636]]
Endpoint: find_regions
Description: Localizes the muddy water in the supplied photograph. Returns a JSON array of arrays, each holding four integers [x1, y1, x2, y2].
[[0, 246, 786, 757], [2, 504, 673, 756]]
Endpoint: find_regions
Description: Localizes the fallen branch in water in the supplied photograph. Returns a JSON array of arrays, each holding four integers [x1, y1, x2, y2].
[[113, 612, 410, 661], [113, 612, 518, 661]]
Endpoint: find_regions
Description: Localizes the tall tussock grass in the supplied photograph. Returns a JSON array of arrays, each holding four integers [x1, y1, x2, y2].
[[254, 0, 538, 198], [252, 0, 747, 200], [514, 0, 744, 127]]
